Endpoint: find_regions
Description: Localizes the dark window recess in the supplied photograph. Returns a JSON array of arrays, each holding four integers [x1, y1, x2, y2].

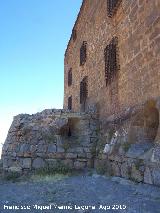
[[72, 29, 77, 41], [104, 37, 120, 86], [80, 41, 87, 66], [68, 68, 72, 86], [107, 0, 122, 17], [68, 96, 72, 110], [80, 76, 88, 104]]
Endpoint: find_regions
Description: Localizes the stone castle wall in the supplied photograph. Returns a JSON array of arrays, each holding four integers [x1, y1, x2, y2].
[[2, 97, 160, 186], [64, 0, 160, 119], [2, 0, 160, 188], [2, 110, 99, 173]]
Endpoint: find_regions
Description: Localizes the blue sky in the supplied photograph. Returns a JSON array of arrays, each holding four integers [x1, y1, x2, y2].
[[0, 0, 82, 156]]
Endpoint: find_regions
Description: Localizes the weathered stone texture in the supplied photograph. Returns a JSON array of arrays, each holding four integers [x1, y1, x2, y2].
[[64, 0, 160, 119], [2, 0, 160, 188], [2, 109, 98, 172]]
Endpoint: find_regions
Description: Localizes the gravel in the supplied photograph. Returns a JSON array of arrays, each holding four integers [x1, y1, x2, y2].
[[0, 174, 160, 213]]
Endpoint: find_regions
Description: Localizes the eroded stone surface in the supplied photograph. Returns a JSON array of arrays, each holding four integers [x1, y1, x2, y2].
[[2, 100, 160, 187], [144, 167, 153, 185], [126, 143, 153, 159], [2, 109, 98, 172], [32, 158, 46, 169]]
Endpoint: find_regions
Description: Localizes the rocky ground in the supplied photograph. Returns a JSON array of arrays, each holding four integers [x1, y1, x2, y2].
[[0, 173, 160, 213]]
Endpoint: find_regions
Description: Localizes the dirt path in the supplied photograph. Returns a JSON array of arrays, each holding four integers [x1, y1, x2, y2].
[[0, 174, 160, 213]]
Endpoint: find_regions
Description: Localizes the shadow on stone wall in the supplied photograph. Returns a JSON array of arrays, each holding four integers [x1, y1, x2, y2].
[[2, 110, 99, 174], [96, 98, 160, 186], [2, 98, 160, 186], [128, 99, 159, 144]]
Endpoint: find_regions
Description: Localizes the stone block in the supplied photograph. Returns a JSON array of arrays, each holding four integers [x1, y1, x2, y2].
[[54, 117, 68, 129], [65, 153, 77, 159], [19, 144, 30, 154], [77, 158, 87, 162], [37, 145, 47, 153], [47, 144, 57, 153], [111, 162, 121, 177], [86, 153, 92, 159], [57, 146, 65, 153], [22, 158, 32, 169], [118, 146, 126, 155], [83, 147, 90, 153], [144, 167, 153, 184], [46, 159, 58, 168], [152, 169, 160, 186], [121, 162, 130, 179], [7, 166, 22, 173], [140, 148, 153, 161], [62, 159, 73, 169], [30, 145, 37, 153], [32, 158, 46, 169], [74, 147, 84, 153], [67, 146, 84, 154], [23, 152, 32, 158], [151, 145, 160, 163], [126, 143, 153, 159], [74, 161, 86, 170], [3, 157, 13, 168], [11, 152, 17, 158], [48, 153, 65, 159], [77, 153, 86, 158]]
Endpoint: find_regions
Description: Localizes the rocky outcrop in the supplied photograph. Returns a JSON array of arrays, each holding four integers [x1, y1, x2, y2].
[[2, 109, 99, 173], [96, 98, 160, 186]]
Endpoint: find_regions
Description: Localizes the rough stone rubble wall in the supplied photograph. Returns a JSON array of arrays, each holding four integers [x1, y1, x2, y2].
[[2, 109, 99, 173], [96, 98, 160, 186], [2, 97, 160, 187]]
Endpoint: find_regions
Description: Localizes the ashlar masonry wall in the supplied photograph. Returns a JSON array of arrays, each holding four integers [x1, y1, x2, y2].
[[64, 0, 160, 119]]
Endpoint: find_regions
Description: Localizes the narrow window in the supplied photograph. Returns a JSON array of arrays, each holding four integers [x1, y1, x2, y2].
[[80, 41, 87, 66], [68, 68, 72, 86], [68, 96, 72, 110], [80, 76, 88, 104], [107, 0, 122, 17], [104, 37, 120, 86], [72, 29, 77, 41]]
